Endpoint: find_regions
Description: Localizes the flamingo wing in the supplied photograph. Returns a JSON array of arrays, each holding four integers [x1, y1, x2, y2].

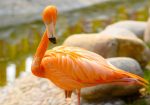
[[42, 46, 148, 89]]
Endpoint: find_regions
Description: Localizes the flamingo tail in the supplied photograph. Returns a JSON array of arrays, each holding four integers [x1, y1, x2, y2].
[[109, 64, 149, 87]]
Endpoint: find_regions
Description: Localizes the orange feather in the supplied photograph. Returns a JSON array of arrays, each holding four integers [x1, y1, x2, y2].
[[41, 46, 148, 90]]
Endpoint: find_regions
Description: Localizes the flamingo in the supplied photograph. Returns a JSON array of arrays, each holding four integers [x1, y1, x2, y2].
[[31, 5, 149, 105]]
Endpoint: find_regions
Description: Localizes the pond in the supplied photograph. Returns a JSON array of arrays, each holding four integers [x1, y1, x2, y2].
[[0, 0, 149, 87]]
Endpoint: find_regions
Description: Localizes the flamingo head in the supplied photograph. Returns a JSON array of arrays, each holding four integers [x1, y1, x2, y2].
[[42, 5, 57, 44]]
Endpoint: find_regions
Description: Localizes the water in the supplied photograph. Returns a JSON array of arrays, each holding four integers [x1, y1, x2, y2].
[[0, 0, 149, 87]]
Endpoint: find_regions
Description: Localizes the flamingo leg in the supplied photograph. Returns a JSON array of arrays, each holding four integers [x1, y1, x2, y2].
[[65, 90, 72, 105], [76, 89, 81, 105]]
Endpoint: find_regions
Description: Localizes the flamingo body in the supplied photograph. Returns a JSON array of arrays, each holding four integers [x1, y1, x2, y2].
[[41, 46, 147, 90]]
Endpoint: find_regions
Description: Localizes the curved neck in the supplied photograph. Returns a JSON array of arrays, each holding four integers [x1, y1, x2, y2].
[[31, 31, 49, 77]]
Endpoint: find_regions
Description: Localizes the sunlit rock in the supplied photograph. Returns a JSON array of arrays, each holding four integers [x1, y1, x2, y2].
[[106, 20, 146, 39], [99, 27, 137, 38]]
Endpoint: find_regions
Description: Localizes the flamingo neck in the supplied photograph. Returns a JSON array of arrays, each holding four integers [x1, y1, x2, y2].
[[31, 31, 49, 77]]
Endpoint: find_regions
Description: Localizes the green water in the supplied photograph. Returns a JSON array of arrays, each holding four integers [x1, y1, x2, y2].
[[0, 0, 149, 86]]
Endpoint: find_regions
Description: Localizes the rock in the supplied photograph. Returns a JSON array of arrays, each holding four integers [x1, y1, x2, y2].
[[63, 34, 98, 51], [98, 99, 125, 105], [99, 27, 137, 38], [107, 57, 143, 76], [128, 95, 150, 105], [144, 95, 150, 105], [81, 57, 144, 100], [106, 20, 146, 39], [144, 17, 150, 45], [63, 33, 150, 67], [82, 99, 125, 105], [0, 74, 76, 105]]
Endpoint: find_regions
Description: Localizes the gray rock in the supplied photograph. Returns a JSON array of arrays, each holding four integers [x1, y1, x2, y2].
[[63, 33, 150, 67], [81, 57, 144, 100], [81, 99, 125, 105], [107, 57, 143, 76], [100, 99, 125, 105], [106, 20, 146, 39], [0, 74, 75, 105]]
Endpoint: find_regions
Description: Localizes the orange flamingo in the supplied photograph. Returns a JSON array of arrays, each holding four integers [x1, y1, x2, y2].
[[31, 5, 148, 105]]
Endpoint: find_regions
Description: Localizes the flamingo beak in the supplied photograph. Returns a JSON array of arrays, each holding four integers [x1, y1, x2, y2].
[[46, 22, 57, 44], [49, 37, 56, 44]]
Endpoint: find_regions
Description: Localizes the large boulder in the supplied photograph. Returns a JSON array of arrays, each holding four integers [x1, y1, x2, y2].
[[63, 33, 150, 67], [81, 57, 144, 101], [106, 20, 146, 39], [99, 27, 137, 38], [144, 17, 150, 45]]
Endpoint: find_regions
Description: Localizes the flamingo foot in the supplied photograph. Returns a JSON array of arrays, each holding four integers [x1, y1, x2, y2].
[[65, 90, 72, 105], [65, 97, 71, 105]]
